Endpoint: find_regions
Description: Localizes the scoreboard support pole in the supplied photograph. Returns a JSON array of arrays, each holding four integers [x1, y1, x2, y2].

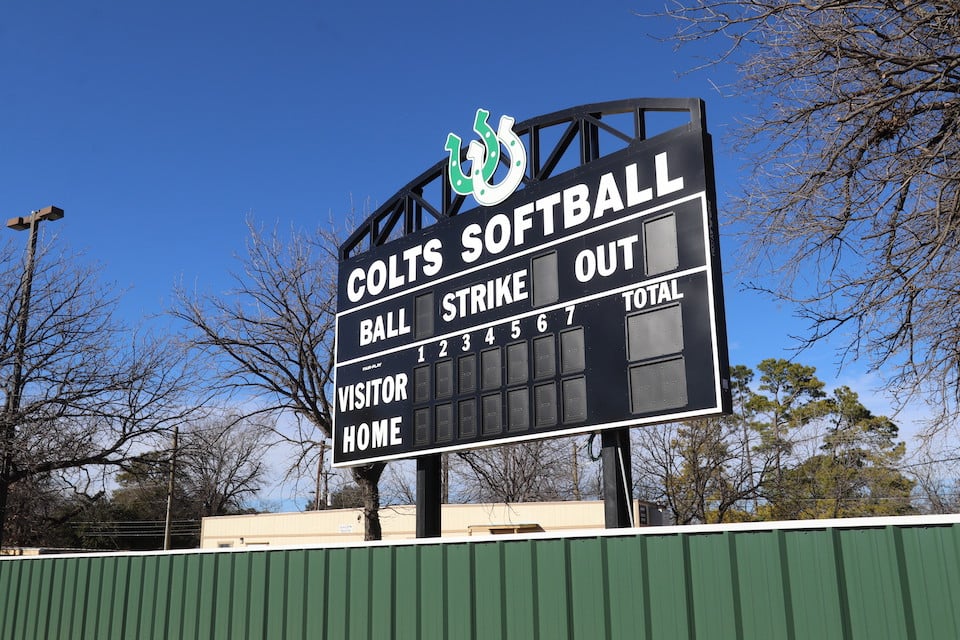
[[601, 428, 634, 528], [416, 454, 442, 537]]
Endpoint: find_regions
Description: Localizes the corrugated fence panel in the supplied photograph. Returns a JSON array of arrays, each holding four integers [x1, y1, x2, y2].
[[900, 524, 960, 637], [604, 535, 646, 639], [473, 540, 504, 639], [417, 543, 444, 639], [503, 540, 536, 638], [838, 527, 909, 638], [646, 532, 694, 638], [1, 516, 959, 639], [533, 537, 570, 638], [445, 542, 473, 639], [781, 528, 843, 639], [688, 532, 738, 638], [392, 544, 417, 639], [303, 546, 326, 636]]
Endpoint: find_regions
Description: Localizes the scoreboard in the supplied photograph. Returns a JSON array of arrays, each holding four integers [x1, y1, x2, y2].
[[333, 120, 730, 466]]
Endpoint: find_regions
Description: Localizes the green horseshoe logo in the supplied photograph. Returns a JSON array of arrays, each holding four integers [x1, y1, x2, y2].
[[445, 108, 527, 205], [445, 109, 499, 196]]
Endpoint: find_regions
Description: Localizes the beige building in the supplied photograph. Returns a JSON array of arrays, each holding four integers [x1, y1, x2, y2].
[[200, 500, 667, 549]]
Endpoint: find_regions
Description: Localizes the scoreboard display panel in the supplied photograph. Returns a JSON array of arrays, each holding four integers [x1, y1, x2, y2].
[[333, 123, 730, 466]]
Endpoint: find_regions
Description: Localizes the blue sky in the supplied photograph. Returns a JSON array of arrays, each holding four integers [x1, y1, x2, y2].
[[1, 1, 923, 464]]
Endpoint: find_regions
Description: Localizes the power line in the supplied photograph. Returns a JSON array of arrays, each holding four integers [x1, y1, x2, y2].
[[76, 520, 200, 538]]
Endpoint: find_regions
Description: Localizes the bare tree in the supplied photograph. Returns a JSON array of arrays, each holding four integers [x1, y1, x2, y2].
[[380, 459, 421, 506], [652, 2, 960, 424], [76, 414, 270, 550], [176, 412, 272, 517], [632, 417, 765, 524], [3, 473, 91, 548], [0, 236, 201, 548], [452, 438, 581, 503], [905, 447, 960, 514], [171, 218, 387, 539]]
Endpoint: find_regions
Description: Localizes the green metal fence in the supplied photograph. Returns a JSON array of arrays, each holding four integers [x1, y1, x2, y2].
[[1, 515, 958, 639]]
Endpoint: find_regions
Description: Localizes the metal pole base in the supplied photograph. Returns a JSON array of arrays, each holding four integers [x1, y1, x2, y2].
[[416, 454, 442, 537], [601, 428, 634, 528]]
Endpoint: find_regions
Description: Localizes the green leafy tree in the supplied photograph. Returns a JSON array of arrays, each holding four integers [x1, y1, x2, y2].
[[747, 359, 831, 502], [638, 360, 914, 523], [729, 363, 762, 513], [667, 419, 737, 524], [772, 386, 914, 519]]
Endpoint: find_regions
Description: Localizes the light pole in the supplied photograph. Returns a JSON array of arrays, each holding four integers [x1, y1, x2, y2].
[[0, 206, 64, 549]]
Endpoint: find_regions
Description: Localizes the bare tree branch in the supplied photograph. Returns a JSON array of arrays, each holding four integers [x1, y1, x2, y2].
[[171, 216, 387, 539], [649, 1, 960, 427], [0, 236, 203, 547]]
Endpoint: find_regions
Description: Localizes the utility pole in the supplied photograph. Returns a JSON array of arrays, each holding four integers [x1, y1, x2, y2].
[[314, 440, 327, 510], [0, 206, 64, 550], [441, 453, 449, 504], [572, 439, 582, 501], [163, 424, 179, 550]]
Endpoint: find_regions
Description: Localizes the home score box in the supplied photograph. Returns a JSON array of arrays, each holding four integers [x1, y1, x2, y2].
[[333, 122, 730, 466]]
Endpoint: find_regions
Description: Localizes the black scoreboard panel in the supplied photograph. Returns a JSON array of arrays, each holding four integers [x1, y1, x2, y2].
[[333, 126, 730, 466]]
